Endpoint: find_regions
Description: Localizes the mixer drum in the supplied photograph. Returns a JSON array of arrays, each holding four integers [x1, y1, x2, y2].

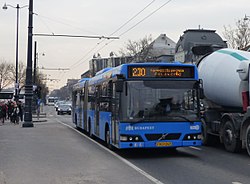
[[198, 48, 250, 107]]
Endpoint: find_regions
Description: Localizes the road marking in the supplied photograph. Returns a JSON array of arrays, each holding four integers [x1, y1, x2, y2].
[[232, 182, 242, 184], [56, 119, 165, 184], [190, 146, 202, 151], [33, 122, 57, 125]]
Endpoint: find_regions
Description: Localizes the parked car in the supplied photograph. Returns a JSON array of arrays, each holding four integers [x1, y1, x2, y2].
[[57, 104, 71, 115]]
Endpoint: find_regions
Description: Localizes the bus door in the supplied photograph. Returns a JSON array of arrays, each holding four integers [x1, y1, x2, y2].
[[111, 82, 120, 146], [79, 91, 83, 128], [94, 85, 101, 136], [76, 92, 81, 127], [83, 82, 88, 131]]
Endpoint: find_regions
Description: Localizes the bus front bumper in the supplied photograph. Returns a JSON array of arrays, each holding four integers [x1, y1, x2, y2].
[[118, 140, 202, 149]]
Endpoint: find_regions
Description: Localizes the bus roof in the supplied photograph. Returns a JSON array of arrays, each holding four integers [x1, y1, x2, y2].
[[88, 62, 198, 85], [73, 78, 89, 91]]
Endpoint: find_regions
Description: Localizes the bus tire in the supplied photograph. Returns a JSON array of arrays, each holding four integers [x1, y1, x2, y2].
[[201, 119, 216, 146], [74, 114, 78, 128], [222, 121, 241, 153], [105, 127, 113, 150], [246, 125, 250, 156], [88, 121, 93, 138]]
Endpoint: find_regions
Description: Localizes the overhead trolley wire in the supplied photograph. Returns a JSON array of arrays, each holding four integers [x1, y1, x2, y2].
[[34, 13, 99, 35], [109, 0, 156, 36], [70, 0, 173, 71], [119, 0, 172, 37], [69, 0, 157, 70]]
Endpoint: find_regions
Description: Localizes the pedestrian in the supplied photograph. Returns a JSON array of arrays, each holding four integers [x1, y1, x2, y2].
[[37, 99, 41, 120], [11, 102, 19, 124], [0, 102, 4, 125], [7, 101, 13, 120], [17, 101, 23, 122], [2, 102, 7, 121]]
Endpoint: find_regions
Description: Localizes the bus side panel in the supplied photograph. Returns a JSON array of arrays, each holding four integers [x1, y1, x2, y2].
[[88, 110, 95, 134], [99, 111, 112, 141], [118, 122, 202, 149], [75, 106, 80, 127], [81, 109, 84, 129]]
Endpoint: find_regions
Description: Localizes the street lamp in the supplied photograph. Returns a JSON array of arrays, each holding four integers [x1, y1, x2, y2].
[[2, 3, 28, 102], [244, 14, 250, 21], [22, 0, 34, 128]]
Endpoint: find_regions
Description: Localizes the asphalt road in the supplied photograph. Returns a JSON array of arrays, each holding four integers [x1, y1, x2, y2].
[[1, 106, 250, 184], [54, 106, 250, 184]]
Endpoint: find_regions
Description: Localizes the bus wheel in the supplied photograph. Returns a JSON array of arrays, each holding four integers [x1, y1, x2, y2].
[[222, 121, 241, 153], [74, 114, 79, 129], [246, 125, 250, 156], [88, 121, 93, 138], [105, 127, 113, 150], [201, 119, 216, 146]]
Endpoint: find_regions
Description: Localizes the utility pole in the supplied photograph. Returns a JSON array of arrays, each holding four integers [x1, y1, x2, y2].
[[2, 3, 28, 102], [33, 41, 37, 84], [23, 0, 33, 128]]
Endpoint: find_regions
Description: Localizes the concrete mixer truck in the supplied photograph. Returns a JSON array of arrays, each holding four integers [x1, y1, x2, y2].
[[197, 48, 250, 156]]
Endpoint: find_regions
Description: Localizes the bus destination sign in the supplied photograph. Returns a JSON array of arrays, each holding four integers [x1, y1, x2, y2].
[[128, 66, 195, 78]]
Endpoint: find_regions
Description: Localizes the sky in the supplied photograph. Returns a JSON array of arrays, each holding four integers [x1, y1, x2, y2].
[[0, 0, 250, 91]]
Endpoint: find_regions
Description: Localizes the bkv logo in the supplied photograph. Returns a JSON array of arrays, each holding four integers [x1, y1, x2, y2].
[[190, 125, 200, 130], [125, 125, 134, 131]]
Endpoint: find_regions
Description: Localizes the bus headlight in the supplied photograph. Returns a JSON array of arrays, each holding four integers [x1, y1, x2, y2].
[[120, 136, 128, 141], [120, 135, 143, 142], [183, 134, 201, 140]]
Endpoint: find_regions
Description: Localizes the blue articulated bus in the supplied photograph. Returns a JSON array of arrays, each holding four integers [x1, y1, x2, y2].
[[72, 62, 203, 149]]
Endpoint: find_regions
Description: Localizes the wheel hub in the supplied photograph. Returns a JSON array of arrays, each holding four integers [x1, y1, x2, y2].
[[225, 129, 233, 144]]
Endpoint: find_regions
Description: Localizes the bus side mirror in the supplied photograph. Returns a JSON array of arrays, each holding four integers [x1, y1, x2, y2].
[[116, 80, 123, 92], [199, 88, 204, 99], [198, 79, 204, 99]]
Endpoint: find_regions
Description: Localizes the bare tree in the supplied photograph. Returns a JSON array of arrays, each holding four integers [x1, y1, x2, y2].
[[223, 17, 250, 50], [9, 61, 26, 88], [119, 35, 153, 61], [35, 71, 49, 100], [0, 60, 13, 91]]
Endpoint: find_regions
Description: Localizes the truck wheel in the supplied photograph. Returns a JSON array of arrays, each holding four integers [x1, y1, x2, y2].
[[222, 121, 241, 153], [246, 125, 250, 156]]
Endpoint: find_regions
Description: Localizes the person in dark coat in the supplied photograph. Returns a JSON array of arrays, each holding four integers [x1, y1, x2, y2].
[[17, 101, 23, 122], [0, 102, 5, 124]]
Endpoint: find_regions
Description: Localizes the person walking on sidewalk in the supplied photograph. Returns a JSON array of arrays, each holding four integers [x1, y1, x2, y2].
[[37, 99, 41, 120], [11, 102, 19, 124], [7, 101, 14, 120], [17, 101, 23, 122], [0, 101, 5, 125]]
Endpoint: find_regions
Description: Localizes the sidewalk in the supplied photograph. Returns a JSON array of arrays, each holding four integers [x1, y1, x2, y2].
[[0, 115, 153, 184], [0, 118, 80, 184], [32, 112, 47, 122]]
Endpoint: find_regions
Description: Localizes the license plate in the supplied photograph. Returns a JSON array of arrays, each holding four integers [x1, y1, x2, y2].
[[156, 142, 172, 147]]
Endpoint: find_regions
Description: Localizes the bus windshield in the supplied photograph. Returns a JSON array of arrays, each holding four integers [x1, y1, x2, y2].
[[120, 80, 200, 122]]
